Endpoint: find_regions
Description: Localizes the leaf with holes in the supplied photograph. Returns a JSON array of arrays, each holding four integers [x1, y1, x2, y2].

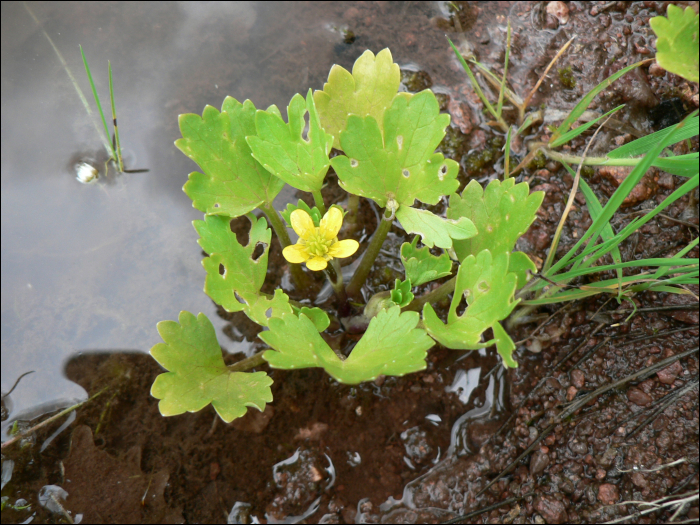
[[150, 311, 273, 422], [448, 178, 542, 285], [261, 306, 434, 384], [423, 250, 520, 367], [650, 5, 699, 83], [400, 236, 453, 286], [176, 98, 285, 217], [194, 214, 291, 326], [247, 90, 334, 193], [331, 90, 460, 208], [395, 206, 476, 250], [314, 48, 401, 150]]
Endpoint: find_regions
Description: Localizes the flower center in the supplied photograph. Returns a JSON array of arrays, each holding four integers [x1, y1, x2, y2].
[[303, 229, 334, 258]]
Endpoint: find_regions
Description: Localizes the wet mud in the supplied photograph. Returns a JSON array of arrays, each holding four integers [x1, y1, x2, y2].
[[2, 1, 698, 524]]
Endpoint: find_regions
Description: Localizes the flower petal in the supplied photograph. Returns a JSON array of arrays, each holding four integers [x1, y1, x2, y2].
[[283, 244, 310, 264], [319, 207, 343, 240], [328, 239, 359, 259], [290, 209, 315, 239], [306, 256, 328, 271]]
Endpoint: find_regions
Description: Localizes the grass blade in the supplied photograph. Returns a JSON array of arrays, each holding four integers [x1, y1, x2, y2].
[[549, 104, 625, 148], [607, 115, 698, 158], [80, 45, 116, 161], [504, 127, 512, 179], [108, 61, 124, 172], [522, 36, 575, 110], [549, 60, 650, 145], [496, 21, 511, 119]]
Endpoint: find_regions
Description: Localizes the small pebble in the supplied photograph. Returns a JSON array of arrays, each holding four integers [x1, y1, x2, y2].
[[598, 483, 619, 505], [628, 388, 652, 406]]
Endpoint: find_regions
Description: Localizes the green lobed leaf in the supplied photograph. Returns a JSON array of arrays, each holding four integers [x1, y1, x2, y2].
[[280, 199, 323, 228], [331, 90, 460, 208], [176, 98, 285, 217], [291, 306, 331, 332], [400, 236, 453, 287], [423, 250, 519, 363], [150, 311, 273, 422], [395, 205, 477, 249], [391, 279, 414, 308], [314, 48, 401, 150], [650, 5, 699, 83], [448, 178, 542, 283], [261, 306, 433, 384], [195, 214, 293, 325], [492, 322, 517, 368], [247, 90, 334, 193]]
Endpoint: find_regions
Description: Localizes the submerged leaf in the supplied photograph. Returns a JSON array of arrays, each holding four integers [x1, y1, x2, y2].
[[650, 5, 699, 83], [331, 91, 459, 208], [395, 205, 476, 249], [314, 48, 401, 149], [261, 306, 433, 384], [247, 90, 334, 193], [150, 311, 273, 422], [195, 214, 293, 325], [400, 236, 453, 287], [423, 250, 520, 367], [176, 98, 285, 217], [448, 178, 542, 284]]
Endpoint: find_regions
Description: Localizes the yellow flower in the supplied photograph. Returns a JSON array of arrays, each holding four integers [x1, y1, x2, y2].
[[283, 207, 359, 271]]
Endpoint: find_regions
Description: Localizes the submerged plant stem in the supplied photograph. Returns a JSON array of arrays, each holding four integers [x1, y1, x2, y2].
[[404, 276, 457, 312], [259, 202, 309, 289], [346, 210, 393, 299], [227, 351, 267, 373], [108, 61, 124, 173]]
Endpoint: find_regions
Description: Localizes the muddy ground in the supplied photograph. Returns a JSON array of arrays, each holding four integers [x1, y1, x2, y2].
[[2, 1, 698, 524]]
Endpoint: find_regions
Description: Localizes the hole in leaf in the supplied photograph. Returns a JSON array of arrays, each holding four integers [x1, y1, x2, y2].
[[265, 308, 273, 319], [402, 169, 410, 178], [213, 203, 221, 208], [477, 280, 490, 293], [438, 164, 448, 181], [350, 159, 359, 168], [230, 217, 250, 246], [218, 263, 226, 276], [455, 294, 469, 317], [302, 113, 310, 143], [252, 242, 266, 261], [234, 292, 247, 305]]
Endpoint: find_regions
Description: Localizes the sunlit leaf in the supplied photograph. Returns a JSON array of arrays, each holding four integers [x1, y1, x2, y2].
[[247, 90, 334, 193], [176, 98, 285, 217], [448, 178, 542, 282], [400, 236, 453, 286], [261, 306, 433, 384], [651, 5, 699, 83], [331, 90, 460, 208], [292, 306, 331, 332], [423, 250, 519, 366], [492, 322, 517, 368], [395, 205, 476, 249], [314, 48, 401, 149], [150, 311, 273, 422], [195, 214, 293, 325]]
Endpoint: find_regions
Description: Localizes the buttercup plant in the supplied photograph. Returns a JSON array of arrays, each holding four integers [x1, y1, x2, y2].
[[148, 48, 545, 423]]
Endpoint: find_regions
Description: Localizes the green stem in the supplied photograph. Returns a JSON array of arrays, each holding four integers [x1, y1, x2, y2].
[[346, 210, 393, 299], [346, 194, 360, 227], [403, 276, 457, 312], [259, 202, 309, 289], [324, 260, 347, 303], [312, 191, 326, 215], [227, 351, 267, 372], [539, 146, 645, 168]]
